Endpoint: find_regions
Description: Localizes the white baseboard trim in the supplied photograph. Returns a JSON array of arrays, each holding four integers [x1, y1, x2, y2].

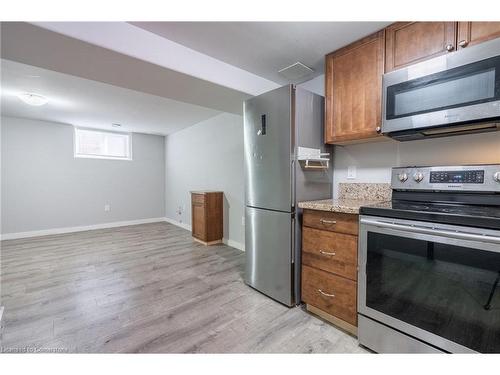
[[0, 217, 166, 241], [164, 217, 245, 251], [223, 238, 245, 252], [1, 217, 246, 251], [164, 217, 191, 231]]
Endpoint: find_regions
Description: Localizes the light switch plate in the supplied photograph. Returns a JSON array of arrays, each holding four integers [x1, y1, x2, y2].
[[347, 166, 357, 179]]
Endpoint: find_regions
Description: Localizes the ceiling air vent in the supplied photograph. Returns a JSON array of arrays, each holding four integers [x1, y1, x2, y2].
[[278, 62, 314, 81]]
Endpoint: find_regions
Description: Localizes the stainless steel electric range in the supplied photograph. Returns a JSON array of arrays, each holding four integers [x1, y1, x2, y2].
[[358, 164, 500, 353]]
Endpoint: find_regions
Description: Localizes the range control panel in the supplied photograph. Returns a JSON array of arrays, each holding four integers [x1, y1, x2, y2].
[[391, 164, 500, 192], [429, 170, 484, 184]]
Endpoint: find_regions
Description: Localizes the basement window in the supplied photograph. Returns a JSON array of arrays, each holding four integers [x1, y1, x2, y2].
[[74, 128, 132, 160]]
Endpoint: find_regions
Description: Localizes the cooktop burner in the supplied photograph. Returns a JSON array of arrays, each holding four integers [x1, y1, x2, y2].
[[360, 200, 500, 230], [360, 164, 500, 230]]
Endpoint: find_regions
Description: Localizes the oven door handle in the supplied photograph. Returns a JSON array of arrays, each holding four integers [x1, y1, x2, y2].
[[360, 218, 500, 245]]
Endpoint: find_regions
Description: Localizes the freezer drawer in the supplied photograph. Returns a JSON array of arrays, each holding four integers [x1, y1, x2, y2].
[[245, 206, 293, 306]]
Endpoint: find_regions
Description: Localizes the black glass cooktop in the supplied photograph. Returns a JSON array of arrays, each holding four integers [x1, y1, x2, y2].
[[360, 200, 500, 230]]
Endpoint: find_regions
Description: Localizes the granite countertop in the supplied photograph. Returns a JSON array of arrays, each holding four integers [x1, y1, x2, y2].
[[190, 190, 223, 194], [298, 183, 392, 214], [298, 198, 384, 214]]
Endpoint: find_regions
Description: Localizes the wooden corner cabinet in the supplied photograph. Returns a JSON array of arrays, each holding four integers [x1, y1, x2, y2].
[[324, 30, 385, 145], [301, 209, 359, 335], [191, 191, 223, 245]]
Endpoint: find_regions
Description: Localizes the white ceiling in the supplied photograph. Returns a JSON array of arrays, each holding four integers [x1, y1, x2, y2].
[[1, 22, 252, 115], [0, 21, 392, 137], [1, 59, 221, 135], [132, 22, 391, 84]]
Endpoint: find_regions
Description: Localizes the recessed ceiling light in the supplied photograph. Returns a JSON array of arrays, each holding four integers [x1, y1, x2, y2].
[[17, 92, 49, 106]]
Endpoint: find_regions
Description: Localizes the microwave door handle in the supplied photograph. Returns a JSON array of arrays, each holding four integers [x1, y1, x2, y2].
[[360, 218, 500, 245]]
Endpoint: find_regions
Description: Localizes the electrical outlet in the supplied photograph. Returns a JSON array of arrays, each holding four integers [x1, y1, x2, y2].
[[347, 166, 357, 179], [241, 216, 245, 226], [104, 204, 111, 212]]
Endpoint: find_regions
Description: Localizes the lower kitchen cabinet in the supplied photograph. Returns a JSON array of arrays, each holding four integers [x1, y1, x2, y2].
[[191, 191, 223, 245], [301, 209, 359, 335]]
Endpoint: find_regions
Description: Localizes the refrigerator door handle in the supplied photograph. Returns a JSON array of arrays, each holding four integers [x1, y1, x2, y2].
[[291, 159, 295, 207], [291, 215, 295, 264], [260, 114, 266, 135]]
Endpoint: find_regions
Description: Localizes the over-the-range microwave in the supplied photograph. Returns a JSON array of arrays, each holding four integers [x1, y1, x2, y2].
[[382, 37, 500, 141]]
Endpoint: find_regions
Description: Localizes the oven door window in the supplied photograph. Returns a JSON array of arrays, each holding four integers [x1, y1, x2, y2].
[[366, 232, 500, 353], [386, 55, 500, 119]]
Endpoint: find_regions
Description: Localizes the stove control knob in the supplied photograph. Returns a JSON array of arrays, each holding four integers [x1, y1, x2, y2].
[[413, 172, 424, 183], [398, 173, 408, 182], [494, 172, 500, 183]]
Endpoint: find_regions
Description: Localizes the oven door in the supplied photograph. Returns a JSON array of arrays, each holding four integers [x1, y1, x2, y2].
[[358, 215, 500, 353]]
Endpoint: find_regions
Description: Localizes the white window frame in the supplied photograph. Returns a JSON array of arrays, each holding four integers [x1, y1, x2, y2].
[[73, 127, 132, 161]]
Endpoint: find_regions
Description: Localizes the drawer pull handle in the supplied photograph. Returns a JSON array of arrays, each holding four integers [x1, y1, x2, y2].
[[319, 250, 336, 256], [318, 289, 335, 298], [320, 219, 337, 225]]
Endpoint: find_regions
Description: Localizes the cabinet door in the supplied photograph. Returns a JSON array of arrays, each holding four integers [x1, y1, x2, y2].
[[385, 22, 457, 72], [457, 22, 500, 49], [191, 200, 206, 240], [325, 30, 385, 144]]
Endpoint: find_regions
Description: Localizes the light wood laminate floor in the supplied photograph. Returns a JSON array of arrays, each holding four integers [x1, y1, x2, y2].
[[0, 222, 366, 353]]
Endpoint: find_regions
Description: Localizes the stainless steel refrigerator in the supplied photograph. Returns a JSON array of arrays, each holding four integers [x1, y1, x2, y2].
[[244, 84, 332, 307]]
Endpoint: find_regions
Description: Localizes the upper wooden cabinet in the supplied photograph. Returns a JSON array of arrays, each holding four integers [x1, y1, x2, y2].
[[457, 22, 500, 49], [324, 21, 500, 145], [324, 30, 385, 144], [385, 22, 457, 72]]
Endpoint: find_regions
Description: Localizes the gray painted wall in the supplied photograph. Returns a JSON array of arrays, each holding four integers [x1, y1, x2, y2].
[[1, 116, 165, 234], [165, 113, 245, 249], [298, 74, 325, 96]]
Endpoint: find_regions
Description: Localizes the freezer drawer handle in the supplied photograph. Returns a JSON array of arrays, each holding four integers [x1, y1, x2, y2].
[[318, 289, 335, 298], [319, 250, 336, 256], [320, 219, 337, 225]]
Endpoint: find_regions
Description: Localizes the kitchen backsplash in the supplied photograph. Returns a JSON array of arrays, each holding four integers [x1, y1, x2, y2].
[[332, 131, 500, 198], [338, 183, 392, 201]]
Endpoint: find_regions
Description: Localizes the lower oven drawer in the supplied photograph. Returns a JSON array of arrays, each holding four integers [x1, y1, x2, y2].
[[302, 265, 357, 326]]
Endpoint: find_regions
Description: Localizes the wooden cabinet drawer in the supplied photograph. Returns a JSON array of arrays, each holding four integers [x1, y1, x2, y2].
[[302, 227, 357, 281], [302, 209, 358, 236], [302, 265, 357, 326], [192, 194, 205, 205]]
